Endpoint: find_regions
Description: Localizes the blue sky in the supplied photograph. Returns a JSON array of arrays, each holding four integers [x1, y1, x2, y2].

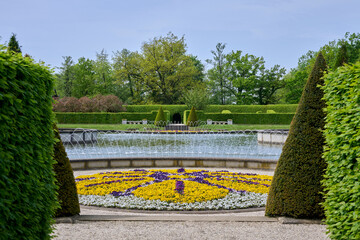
[[1, 0, 359, 72]]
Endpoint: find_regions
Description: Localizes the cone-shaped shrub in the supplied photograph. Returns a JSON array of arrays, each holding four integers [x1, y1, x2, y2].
[[187, 106, 198, 127], [154, 106, 166, 127], [53, 124, 80, 217], [265, 52, 327, 219]]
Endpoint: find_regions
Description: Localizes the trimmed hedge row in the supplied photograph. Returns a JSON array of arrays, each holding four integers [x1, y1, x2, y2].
[[204, 104, 298, 113], [55, 110, 170, 124], [125, 105, 188, 121], [184, 110, 294, 125], [322, 62, 360, 239], [0, 49, 57, 239]]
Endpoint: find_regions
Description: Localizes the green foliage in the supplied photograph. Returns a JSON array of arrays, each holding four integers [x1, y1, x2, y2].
[[55, 111, 169, 124], [182, 88, 209, 110], [205, 104, 297, 113], [266, 110, 276, 113], [265, 53, 328, 219], [154, 106, 167, 126], [186, 106, 199, 126], [322, 62, 360, 240], [7, 33, 21, 53], [200, 112, 293, 124], [53, 125, 80, 217], [333, 43, 348, 69], [0, 46, 58, 239]]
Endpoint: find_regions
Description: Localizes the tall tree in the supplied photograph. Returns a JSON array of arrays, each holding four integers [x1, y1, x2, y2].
[[7, 33, 21, 53], [94, 49, 113, 95], [225, 50, 265, 104], [113, 49, 145, 103], [255, 64, 286, 105], [72, 57, 96, 97], [140, 32, 198, 104], [56, 56, 75, 97], [333, 42, 348, 69], [206, 43, 228, 104], [266, 52, 328, 219]]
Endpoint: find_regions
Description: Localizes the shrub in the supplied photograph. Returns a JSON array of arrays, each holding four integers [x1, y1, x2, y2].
[[53, 124, 80, 217], [265, 52, 328, 219], [266, 110, 276, 113], [53, 97, 81, 112], [187, 106, 198, 127], [154, 106, 166, 127], [322, 62, 360, 239], [93, 94, 126, 112], [79, 96, 94, 112], [0, 46, 58, 239]]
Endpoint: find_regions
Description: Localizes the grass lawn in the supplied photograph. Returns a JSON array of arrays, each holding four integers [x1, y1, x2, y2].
[[57, 123, 290, 131]]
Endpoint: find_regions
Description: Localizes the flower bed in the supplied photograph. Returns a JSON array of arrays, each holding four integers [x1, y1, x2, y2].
[[76, 168, 272, 210]]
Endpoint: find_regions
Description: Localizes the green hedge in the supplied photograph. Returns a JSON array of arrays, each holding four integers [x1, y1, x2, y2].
[[126, 105, 188, 121], [205, 104, 298, 113], [55, 110, 170, 124], [0, 49, 58, 239], [322, 62, 360, 239], [184, 110, 294, 124]]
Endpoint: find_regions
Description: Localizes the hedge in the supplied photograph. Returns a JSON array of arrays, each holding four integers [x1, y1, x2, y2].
[[322, 62, 360, 239], [0, 48, 58, 239], [205, 104, 298, 113], [184, 110, 294, 125], [125, 105, 188, 121], [55, 110, 170, 124]]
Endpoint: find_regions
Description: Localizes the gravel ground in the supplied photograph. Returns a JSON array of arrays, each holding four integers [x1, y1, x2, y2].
[[53, 221, 329, 240], [52, 168, 329, 240]]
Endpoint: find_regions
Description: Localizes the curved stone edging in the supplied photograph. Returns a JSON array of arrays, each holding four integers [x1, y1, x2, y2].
[[70, 157, 278, 171]]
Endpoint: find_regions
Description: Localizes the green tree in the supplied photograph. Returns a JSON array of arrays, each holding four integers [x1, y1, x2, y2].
[[333, 42, 348, 69], [56, 56, 75, 97], [182, 87, 209, 110], [265, 52, 328, 219], [255, 64, 286, 105], [72, 57, 96, 98], [7, 33, 21, 53], [225, 50, 265, 104], [140, 32, 198, 104], [94, 49, 114, 95], [206, 43, 228, 104], [113, 49, 145, 103]]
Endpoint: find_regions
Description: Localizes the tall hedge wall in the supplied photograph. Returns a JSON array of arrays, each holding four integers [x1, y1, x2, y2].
[[322, 62, 360, 239], [0, 48, 58, 239], [125, 105, 188, 121], [55, 110, 170, 124], [183, 110, 294, 125]]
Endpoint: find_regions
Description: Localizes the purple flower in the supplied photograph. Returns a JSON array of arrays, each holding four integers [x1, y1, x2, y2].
[[175, 180, 185, 194], [177, 168, 185, 173]]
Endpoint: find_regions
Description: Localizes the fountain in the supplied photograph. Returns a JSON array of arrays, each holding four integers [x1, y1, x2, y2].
[[60, 122, 288, 170]]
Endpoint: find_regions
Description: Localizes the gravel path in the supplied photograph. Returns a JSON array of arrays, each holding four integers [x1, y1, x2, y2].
[[52, 168, 329, 240]]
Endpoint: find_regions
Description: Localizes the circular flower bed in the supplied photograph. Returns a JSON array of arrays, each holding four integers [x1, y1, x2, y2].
[[76, 168, 272, 211]]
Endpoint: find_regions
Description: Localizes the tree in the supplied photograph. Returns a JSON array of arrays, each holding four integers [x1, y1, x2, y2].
[[113, 49, 145, 103], [206, 43, 228, 104], [7, 33, 21, 53], [154, 106, 166, 126], [94, 49, 114, 95], [333, 42, 348, 69], [56, 56, 75, 97], [182, 87, 209, 110], [72, 57, 96, 98], [140, 32, 198, 104], [255, 64, 286, 105], [225, 50, 265, 104], [265, 52, 328, 219]]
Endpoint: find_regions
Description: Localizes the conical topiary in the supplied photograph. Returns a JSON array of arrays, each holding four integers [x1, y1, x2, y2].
[[154, 106, 166, 127], [186, 106, 198, 127], [265, 52, 327, 219], [53, 124, 80, 217], [7, 33, 22, 53]]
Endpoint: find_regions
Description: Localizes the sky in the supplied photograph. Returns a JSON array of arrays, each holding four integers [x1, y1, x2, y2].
[[1, 0, 359, 72]]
